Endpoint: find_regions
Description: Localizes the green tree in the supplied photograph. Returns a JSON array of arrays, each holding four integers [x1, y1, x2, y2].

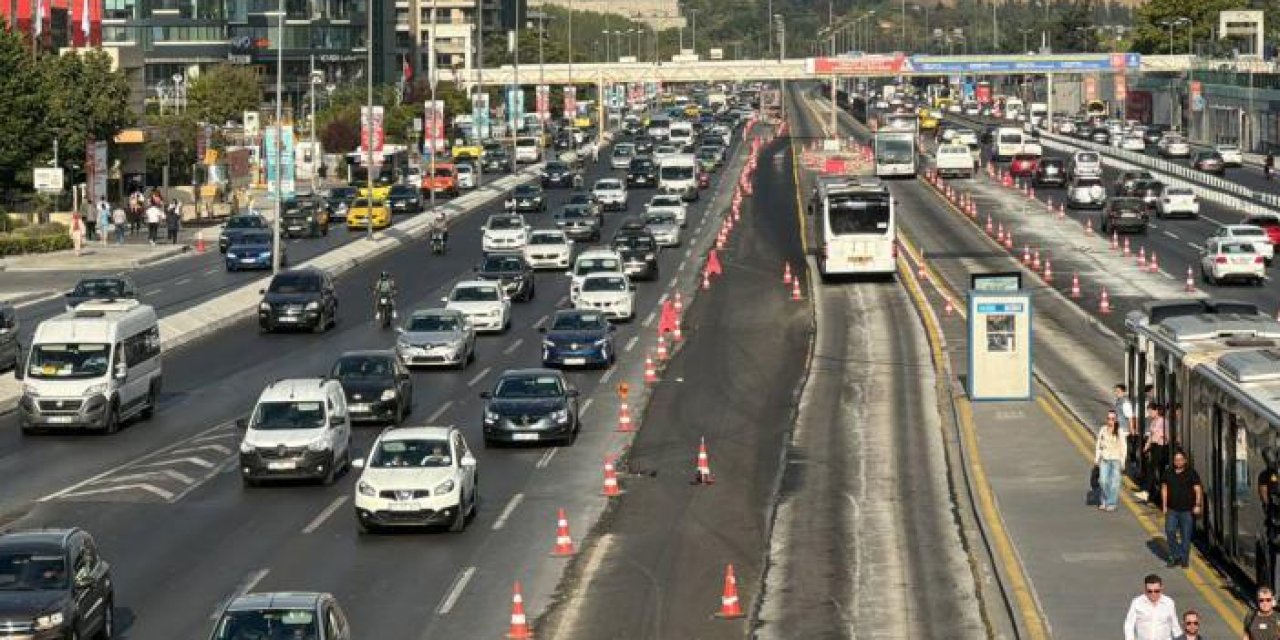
[[145, 113, 199, 186], [189, 64, 262, 125], [0, 30, 50, 189], [1131, 0, 1245, 54], [40, 49, 135, 179]]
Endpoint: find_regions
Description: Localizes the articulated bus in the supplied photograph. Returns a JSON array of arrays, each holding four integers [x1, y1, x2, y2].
[[816, 177, 896, 280], [1126, 299, 1280, 591]]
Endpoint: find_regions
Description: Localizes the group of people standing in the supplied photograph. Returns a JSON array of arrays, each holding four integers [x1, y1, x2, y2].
[[77, 190, 183, 246]]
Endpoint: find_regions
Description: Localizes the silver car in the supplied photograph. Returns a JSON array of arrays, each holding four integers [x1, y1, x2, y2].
[[644, 212, 681, 247], [1066, 177, 1106, 210], [395, 308, 476, 369], [611, 143, 636, 170]]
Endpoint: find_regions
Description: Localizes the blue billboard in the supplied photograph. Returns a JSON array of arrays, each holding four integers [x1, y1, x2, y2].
[[908, 53, 1140, 74]]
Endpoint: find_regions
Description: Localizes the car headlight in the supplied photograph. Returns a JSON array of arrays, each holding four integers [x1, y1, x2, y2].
[[259, 302, 271, 311], [484, 408, 500, 422], [227, 252, 237, 259], [645, 253, 656, 260], [543, 339, 556, 349], [593, 338, 609, 347], [434, 479, 456, 495], [34, 612, 64, 631], [305, 301, 320, 310], [307, 437, 330, 452], [551, 408, 570, 423], [239, 440, 256, 454], [357, 480, 377, 497], [306, 215, 314, 222], [380, 389, 397, 401], [83, 383, 108, 397]]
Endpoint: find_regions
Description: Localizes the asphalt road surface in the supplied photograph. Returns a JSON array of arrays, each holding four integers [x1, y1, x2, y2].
[[0, 132, 746, 639]]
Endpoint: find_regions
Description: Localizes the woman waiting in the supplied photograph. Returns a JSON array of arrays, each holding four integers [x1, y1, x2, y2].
[[1096, 410, 1128, 512]]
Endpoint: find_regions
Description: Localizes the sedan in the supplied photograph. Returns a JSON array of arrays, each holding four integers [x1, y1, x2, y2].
[[540, 161, 577, 188], [481, 214, 530, 253], [352, 426, 478, 532], [1032, 159, 1067, 188], [574, 272, 635, 320], [480, 369, 580, 447], [644, 211, 681, 247], [330, 351, 413, 424], [219, 213, 269, 253], [1099, 197, 1149, 234], [225, 230, 284, 271], [1120, 135, 1146, 152], [1009, 154, 1039, 178], [1155, 186, 1200, 219], [1216, 144, 1244, 167], [1159, 136, 1191, 158], [1200, 239, 1266, 286], [1215, 224, 1274, 264], [1243, 214, 1280, 247], [474, 252, 536, 302], [524, 229, 573, 270], [65, 275, 137, 310], [611, 143, 636, 169], [396, 308, 475, 369], [554, 204, 601, 241], [592, 178, 629, 212], [540, 309, 616, 368], [1192, 150, 1225, 175], [443, 281, 511, 333], [387, 184, 423, 213], [506, 185, 546, 213]]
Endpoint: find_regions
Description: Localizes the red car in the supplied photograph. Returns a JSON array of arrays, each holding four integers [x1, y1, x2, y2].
[[698, 171, 710, 189], [1244, 213, 1280, 247], [1009, 154, 1040, 177]]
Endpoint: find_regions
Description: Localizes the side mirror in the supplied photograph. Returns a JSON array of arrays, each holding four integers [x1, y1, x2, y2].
[[331, 414, 347, 427], [441, 296, 450, 303], [479, 391, 493, 399], [460, 454, 478, 468], [235, 417, 249, 430], [538, 327, 547, 333], [113, 362, 127, 380], [351, 456, 366, 469]]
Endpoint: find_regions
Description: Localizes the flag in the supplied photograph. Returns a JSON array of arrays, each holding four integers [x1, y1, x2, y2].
[[81, 0, 91, 44], [34, 0, 44, 38], [402, 55, 412, 81]]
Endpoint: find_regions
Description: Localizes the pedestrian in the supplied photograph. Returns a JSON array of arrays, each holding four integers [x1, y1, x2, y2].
[[82, 199, 97, 242], [144, 202, 163, 245], [1181, 610, 1204, 639], [1096, 409, 1128, 512], [1123, 574, 1181, 640], [70, 210, 84, 255], [1245, 587, 1280, 640], [165, 201, 181, 244], [95, 197, 110, 244], [111, 205, 127, 245], [1116, 383, 1141, 478], [1137, 403, 1169, 506], [129, 191, 144, 235], [1161, 449, 1203, 568], [1266, 153, 1275, 181]]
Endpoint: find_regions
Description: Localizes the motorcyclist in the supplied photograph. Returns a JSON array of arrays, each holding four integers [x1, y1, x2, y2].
[[429, 213, 449, 251], [373, 271, 397, 320]]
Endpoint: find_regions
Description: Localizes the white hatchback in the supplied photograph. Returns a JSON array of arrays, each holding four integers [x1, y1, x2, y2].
[[352, 426, 478, 533], [523, 229, 573, 270], [1120, 135, 1146, 152], [574, 272, 635, 320], [568, 249, 625, 300], [1200, 239, 1266, 286], [1216, 144, 1244, 167], [1155, 187, 1199, 219], [444, 280, 511, 333]]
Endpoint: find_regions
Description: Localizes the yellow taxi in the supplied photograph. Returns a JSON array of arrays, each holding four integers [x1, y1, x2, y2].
[[346, 198, 392, 230], [683, 104, 700, 118], [917, 107, 939, 130], [358, 183, 392, 202]]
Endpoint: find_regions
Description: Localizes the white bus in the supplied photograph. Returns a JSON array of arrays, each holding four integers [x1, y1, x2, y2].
[[874, 130, 917, 178], [817, 177, 896, 279]]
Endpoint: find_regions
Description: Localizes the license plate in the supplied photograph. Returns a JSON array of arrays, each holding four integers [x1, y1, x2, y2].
[[267, 461, 297, 470], [389, 502, 418, 511], [287, 225, 303, 231], [46, 416, 75, 424], [848, 256, 871, 264], [241, 258, 258, 263], [350, 403, 371, 412], [564, 357, 587, 365], [512, 433, 540, 441], [277, 316, 298, 322]]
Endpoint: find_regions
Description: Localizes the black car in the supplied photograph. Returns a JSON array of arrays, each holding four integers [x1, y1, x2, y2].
[[480, 368, 580, 446], [1114, 170, 1156, 195], [65, 276, 137, 310], [219, 214, 269, 252], [1032, 158, 1068, 188], [622, 120, 642, 135], [0, 528, 115, 640], [330, 351, 413, 424], [258, 268, 338, 333], [507, 185, 546, 213], [281, 200, 329, 238], [555, 204, 601, 241], [611, 228, 660, 281], [0, 302, 18, 372], [1100, 196, 1150, 234], [326, 186, 358, 220], [627, 156, 658, 188], [553, 130, 576, 150], [980, 125, 1000, 146], [387, 184, 424, 213], [540, 161, 577, 188], [482, 147, 513, 173], [540, 309, 616, 368], [1143, 125, 1168, 145], [474, 252, 536, 302], [632, 136, 655, 155], [566, 191, 603, 223], [1088, 128, 1112, 145]]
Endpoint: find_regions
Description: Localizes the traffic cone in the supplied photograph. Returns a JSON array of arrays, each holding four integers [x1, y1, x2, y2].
[[1021, 245, 1031, 265], [602, 457, 623, 497], [1029, 185, 1036, 199], [944, 299, 954, 317], [1071, 272, 1081, 298], [656, 335, 669, 362], [1032, 249, 1041, 272], [1043, 259, 1053, 283], [1137, 246, 1146, 268], [551, 508, 575, 557], [616, 400, 635, 432], [917, 261, 928, 282], [1004, 230, 1014, 250], [506, 582, 533, 639], [1086, 218, 1093, 235], [783, 262, 793, 285], [1111, 231, 1119, 251], [644, 353, 658, 385], [701, 270, 711, 290], [985, 215, 993, 234], [1100, 288, 1112, 314], [1149, 252, 1159, 274], [997, 223, 1005, 243], [791, 277, 803, 301], [1123, 237, 1131, 257], [672, 320, 683, 342], [1186, 266, 1195, 292], [714, 564, 745, 619], [673, 291, 684, 315], [195, 230, 206, 253], [692, 437, 715, 485]]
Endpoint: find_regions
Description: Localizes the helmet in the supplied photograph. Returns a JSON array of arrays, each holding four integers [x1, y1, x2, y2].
[[380, 271, 389, 279]]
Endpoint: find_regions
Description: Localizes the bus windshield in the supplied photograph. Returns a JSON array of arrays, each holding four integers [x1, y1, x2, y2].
[[875, 137, 914, 164], [828, 195, 891, 236]]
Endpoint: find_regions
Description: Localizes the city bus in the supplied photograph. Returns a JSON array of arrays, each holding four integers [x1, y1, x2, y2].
[[816, 177, 896, 280], [874, 130, 917, 178], [1124, 299, 1280, 590]]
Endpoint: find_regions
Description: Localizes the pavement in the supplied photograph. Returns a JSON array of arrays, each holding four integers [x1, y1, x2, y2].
[[0, 125, 756, 639], [0, 224, 215, 273]]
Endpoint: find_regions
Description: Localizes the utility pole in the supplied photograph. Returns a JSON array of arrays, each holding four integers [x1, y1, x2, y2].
[[273, 0, 285, 272], [309, 54, 318, 188], [429, 0, 438, 210], [690, 8, 698, 54], [364, 0, 373, 240]]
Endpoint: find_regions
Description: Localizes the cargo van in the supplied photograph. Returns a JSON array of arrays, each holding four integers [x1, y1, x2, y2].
[[993, 127, 1028, 162], [16, 300, 162, 434], [668, 121, 694, 148], [514, 136, 541, 164]]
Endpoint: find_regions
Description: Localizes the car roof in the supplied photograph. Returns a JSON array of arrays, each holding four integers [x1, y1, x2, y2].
[[578, 248, 621, 258], [258, 378, 337, 402], [409, 308, 465, 319], [335, 350, 396, 361], [226, 592, 326, 612], [1226, 224, 1267, 231], [378, 425, 454, 441], [497, 367, 564, 379], [453, 280, 499, 289], [0, 529, 78, 550]]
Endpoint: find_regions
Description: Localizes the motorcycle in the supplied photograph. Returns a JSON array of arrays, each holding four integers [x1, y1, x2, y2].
[[376, 296, 395, 329], [430, 230, 447, 255]]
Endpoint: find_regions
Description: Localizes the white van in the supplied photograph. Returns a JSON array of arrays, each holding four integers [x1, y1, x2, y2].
[[658, 153, 700, 201], [1029, 102, 1048, 127], [514, 136, 541, 164], [237, 377, 352, 486], [668, 121, 694, 148], [647, 116, 672, 140], [17, 300, 161, 434], [935, 144, 976, 178], [993, 127, 1027, 161], [1004, 98, 1025, 121]]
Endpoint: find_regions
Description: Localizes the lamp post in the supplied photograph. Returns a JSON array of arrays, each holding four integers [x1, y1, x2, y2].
[[273, 1, 286, 270], [364, 0, 374, 241], [428, 0, 437, 210], [689, 8, 698, 54]]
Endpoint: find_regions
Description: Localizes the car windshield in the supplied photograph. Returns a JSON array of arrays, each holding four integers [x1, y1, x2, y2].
[[390, 185, 414, 196], [433, 167, 454, 177], [1075, 179, 1103, 188], [583, 276, 628, 292], [529, 232, 566, 245], [237, 233, 272, 245], [483, 256, 524, 271], [1166, 188, 1195, 197], [1219, 243, 1258, 255], [546, 163, 569, 172], [513, 186, 539, 197], [827, 194, 891, 235], [227, 216, 266, 229], [1111, 199, 1146, 212], [332, 356, 394, 379], [1077, 153, 1098, 163], [560, 207, 590, 220], [613, 145, 634, 156], [211, 608, 319, 640], [489, 217, 524, 230], [614, 236, 654, 251], [407, 313, 460, 332], [651, 196, 682, 207], [72, 278, 128, 298], [595, 181, 622, 191], [452, 286, 499, 302], [516, 139, 538, 148], [27, 343, 109, 379], [646, 214, 676, 226], [494, 375, 563, 398], [268, 274, 320, 294], [551, 312, 607, 331], [352, 199, 383, 208], [1233, 228, 1267, 237], [0, 551, 67, 590], [575, 258, 619, 275], [568, 194, 592, 206], [371, 438, 452, 468], [252, 401, 326, 431], [329, 187, 356, 200]]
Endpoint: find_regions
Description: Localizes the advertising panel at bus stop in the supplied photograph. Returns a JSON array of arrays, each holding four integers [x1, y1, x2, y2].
[[967, 273, 1032, 401]]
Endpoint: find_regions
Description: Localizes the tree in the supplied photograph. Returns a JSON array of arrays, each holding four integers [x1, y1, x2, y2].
[[0, 30, 50, 189], [1055, 1, 1099, 52], [39, 49, 135, 179], [144, 113, 198, 186], [1131, 0, 1246, 54], [189, 64, 262, 126]]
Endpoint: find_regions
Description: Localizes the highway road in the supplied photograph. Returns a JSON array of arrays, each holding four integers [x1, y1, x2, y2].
[[0, 130, 747, 638]]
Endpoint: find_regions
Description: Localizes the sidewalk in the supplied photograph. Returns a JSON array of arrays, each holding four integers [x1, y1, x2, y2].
[[0, 224, 219, 272]]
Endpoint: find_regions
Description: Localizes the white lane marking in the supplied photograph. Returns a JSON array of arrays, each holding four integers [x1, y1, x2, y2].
[[175, 277, 192, 286], [642, 310, 656, 327], [503, 337, 525, 354], [536, 448, 558, 469], [600, 368, 615, 384], [145, 287, 163, 296], [203, 267, 220, 275], [532, 314, 549, 329], [667, 275, 679, 288], [436, 566, 478, 615], [427, 400, 454, 422], [1164, 231, 1180, 239], [624, 336, 639, 352], [11, 291, 64, 309], [136, 456, 216, 469], [57, 483, 175, 501], [679, 258, 689, 271], [684, 247, 693, 259], [467, 367, 492, 387], [210, 568, 271, 620], [557, 295, 569, 306], [492, 493, 525, 531], [580, 398, 595, 417], [1187, 242, 1205, 251], [302, 495, 349, 534]]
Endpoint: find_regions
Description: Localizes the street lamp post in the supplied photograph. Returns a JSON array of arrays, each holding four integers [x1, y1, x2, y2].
[[428, 0, 437, 210], [273, 1, 286, 271], [690, 8, 698, 54]]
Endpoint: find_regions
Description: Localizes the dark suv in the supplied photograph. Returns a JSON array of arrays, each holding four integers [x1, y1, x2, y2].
[[540, 161, 576, 188], [0, 528, 115, 640], [219, 214, 269, 253], [612, 223, 660, 281], [1100, 197, 1150, 234], [282, 200, 330, 238], [258, 268, 339, 333], [475, 252, 536, 302], [1032, 158, 1067, 188], [387, 184, 423, 214]]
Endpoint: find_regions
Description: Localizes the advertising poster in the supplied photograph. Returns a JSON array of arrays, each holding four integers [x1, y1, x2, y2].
[[471, 92, 491, 139], [424, 100, 446, 152], [563, 85, 577, 120], [359, 105, 385, 165], [1083, 76, 1098, 103], [536, 85, 550, 122]]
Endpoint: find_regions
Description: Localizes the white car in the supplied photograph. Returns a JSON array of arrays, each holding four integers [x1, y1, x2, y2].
[[611, 143, 636, 169], [523, 229, 573, 269], [574, 272, 635, 321], [710, 125, 733, 146], [1155, 186, 1200, 219], [645, 194, 688, 227], [1216, 144, 1244, 167], [568, 249, 624, 299], [643, 211, 681, 247], [1066, 177, 1107, 209], [653, 145, 678, 162], [352, 426, 478, 533], [444, 280, 511, 333], [592, 178, 629, 212], [1159, 136, 1191, 158], [481, 214, 530, 253], [1200, 239, 1266, 286], [1120, 135, 1146, 152], [1057, 120, 1077, 135], [954, 128, 979, 147], [1214, 225, 1274, 263], [1069, 151, 1102, 179], [456, 163, 476, 189]]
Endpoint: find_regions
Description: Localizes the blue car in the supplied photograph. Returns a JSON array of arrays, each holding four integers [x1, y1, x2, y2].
[[225, 231, 284, 271], [540, 309, 616, 368]]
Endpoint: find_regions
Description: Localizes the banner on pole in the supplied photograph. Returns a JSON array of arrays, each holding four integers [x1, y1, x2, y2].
[[265, 126, 297, 199], [360, 105, 385, 165], [536, 85, 550, 122], [84, 139, 107, 204], [424, 100, 446, 152], [563, 86, 577, 120], [471, 92, 491, 139]]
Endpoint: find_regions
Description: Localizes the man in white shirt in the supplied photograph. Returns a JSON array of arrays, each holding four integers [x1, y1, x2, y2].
[[1124, 574, 1181, 640]]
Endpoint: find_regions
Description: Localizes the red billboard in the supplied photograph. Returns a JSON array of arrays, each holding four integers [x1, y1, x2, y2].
[[808, 54, 909, 75], [975, 83, 992, 105], [1126, 91, 1153, 124], [1083, 76, 1098, 103]]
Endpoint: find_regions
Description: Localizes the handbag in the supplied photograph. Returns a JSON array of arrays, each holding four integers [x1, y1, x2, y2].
[[1087, 465, 1102, 506]]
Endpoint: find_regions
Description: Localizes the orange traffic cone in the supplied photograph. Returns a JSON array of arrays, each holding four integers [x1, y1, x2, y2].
[[506, 582, 533, 639], [1186, 266, 1195, 292], [1004, 230, 1014, 250], [656, 335, 669, 362], [616, 401, 635, 432], [1032, 249, 1041, 272], [1021, 245, 1031, 265], [944, 299, 954, 317], [701, 270, 711, 290], [672, 320, 683, 342], [673, 291, 684, 315], [644, 353, 658, 385], [783, 262, 793, 285], [1111, 231, 1119, 251], [1148, 252, 1159, 274], [1123, 237, 1131, 258], [1137, 246, 1146, 268], [1100, 288, 1112, 314], [692, 437, 715, 485], [715, 564, 745, 619], [195, 230, 206, 253], [985, 215, 993, 235], [1043, 259, 1053, 283], [602, 457, 623, 497], [1071, 272, 1081, 299], [1086, 218, 1093, 235], [551, 508, 575, 557], [917, 261, 928, 281], [791, 277, 803, 301]]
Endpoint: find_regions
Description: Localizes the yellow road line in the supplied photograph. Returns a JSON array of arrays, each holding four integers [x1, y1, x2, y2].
[[786, 97, 810, 255]]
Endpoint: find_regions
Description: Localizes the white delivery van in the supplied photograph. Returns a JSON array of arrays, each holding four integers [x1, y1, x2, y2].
[[658, 154, 700, 202], [514, 136, 541, 164], [935, 143, 976, 178], [237, 377, 352, 486], [668, 121, 695, 148], [1004, 98, 1025, 121], [16, 300, 162, 434], [1029, 102, 1048, 127], [993, 127, 1027, 162], [647, 116, 672, 140]]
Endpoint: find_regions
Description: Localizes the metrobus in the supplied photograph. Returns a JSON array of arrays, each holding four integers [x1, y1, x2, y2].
[[874, 130, 917, 178], [816, 177, 896, 279], [1124, 299, 1280, 590]]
